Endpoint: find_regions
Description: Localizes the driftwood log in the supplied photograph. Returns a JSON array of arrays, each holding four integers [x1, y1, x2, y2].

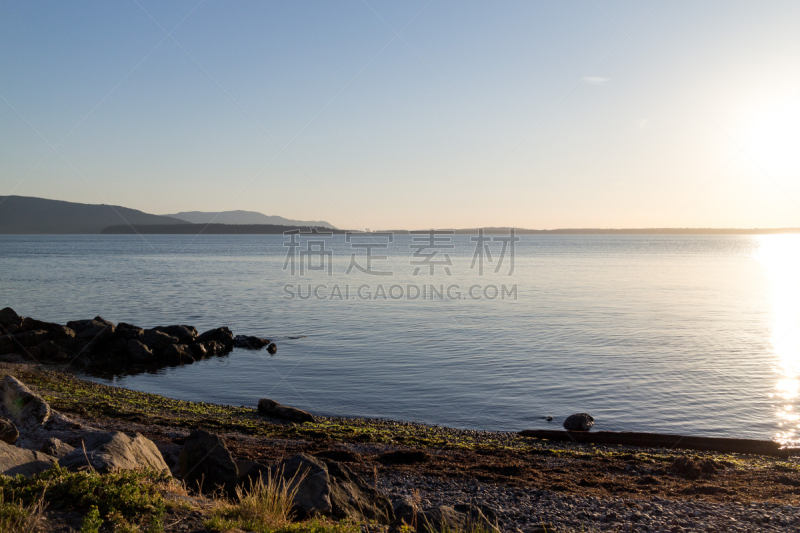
[[518, 429, 791, 458]]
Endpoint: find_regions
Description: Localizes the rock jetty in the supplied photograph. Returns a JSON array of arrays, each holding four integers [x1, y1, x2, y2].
[[0, 307, 275, 373]]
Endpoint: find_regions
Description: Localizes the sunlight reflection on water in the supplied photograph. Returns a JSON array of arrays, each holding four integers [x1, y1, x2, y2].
[[756, 235, 800, 445]]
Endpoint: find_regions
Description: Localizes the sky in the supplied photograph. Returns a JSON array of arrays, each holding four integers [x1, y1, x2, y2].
[[1, 1, 799, 230]]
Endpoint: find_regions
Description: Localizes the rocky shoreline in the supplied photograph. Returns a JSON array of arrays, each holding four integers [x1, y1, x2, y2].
[[2, 310, 800, 532], [0, 307, 277, 374]]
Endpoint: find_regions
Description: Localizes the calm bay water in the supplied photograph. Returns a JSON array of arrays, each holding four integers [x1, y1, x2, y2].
[[1, 233, 799, 444]]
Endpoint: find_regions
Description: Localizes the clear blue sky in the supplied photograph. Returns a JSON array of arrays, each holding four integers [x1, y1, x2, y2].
[[2, 1, 799, 229]]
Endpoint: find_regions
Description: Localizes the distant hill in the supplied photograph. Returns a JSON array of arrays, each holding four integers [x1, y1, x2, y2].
[[165, 210, 336, 229], [102, 224, 346, 234], [0, 196, 186, 234]]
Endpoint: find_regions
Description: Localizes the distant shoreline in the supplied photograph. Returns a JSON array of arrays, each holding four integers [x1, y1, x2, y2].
[[93, 224, 800, 235]]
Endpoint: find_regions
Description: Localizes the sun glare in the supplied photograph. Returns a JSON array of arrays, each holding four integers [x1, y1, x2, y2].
[[744, 99, 800, 177], [755, 235, 800, 443]]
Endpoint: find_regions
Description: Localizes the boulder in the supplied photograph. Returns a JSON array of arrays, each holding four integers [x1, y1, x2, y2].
[[141, 329, 179, 353], [0, 307, 22, 330], [10, 329, 51, 348], [233, 335, 270, 349], [66, 319, 95, 334], [115, 323, 144, 341], [563, 413, 594, 432], [188, 343, 208, 360], [0, 375, 86, 449], [178, 430, 238, 493], [19, 317, 75, 338], [327, 460, 394, 524], [153, 325, 197, 344], [196, 327, 234, 350], [0, 335, 16, 355], [156, 442, 183, 477], [41, 437, 76, 459], [0, 375, 51, 429], [37, 340, 69, 361], [70, 319, 115, 342], [392, 497, 416, 526], [258, 399, 314, 423], [278, 453, 332, 518], [164, 344, 194, 365], [127, 339, 155, 362], [197, 340, 225, 356], [0, 440, 57, 477], [267, 343, 278, 354], [272, 454, 394, 523], [0, 417, 19, 444], [59, 431, 169, 474]]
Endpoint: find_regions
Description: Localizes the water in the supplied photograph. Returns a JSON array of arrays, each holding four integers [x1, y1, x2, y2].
[[1, 233, 799, 444]]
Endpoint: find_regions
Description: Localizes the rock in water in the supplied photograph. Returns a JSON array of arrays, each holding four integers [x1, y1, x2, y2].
[[0, 440, 57, 477], [127, 339, 155, 362], [179, 430, 239, 493], [163, 344, 194, 365], [258, 398, 314, 423], [59, 431, 169, 474], [141, 329, 179, 353], [19, 317, 75, 338], [153, 325, 197, 344], [233, 335, 270, 349], [0, 417, 19, 444], [0, 308, 22, 330], [563, 413, 594, 431], [196, 327, 234, 351]]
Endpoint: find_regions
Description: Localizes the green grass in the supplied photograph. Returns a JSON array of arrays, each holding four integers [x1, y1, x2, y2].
[[0, 466, 168, 532]]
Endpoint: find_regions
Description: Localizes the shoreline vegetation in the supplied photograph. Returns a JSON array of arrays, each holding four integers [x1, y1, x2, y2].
[[2, 310, 800, 531]]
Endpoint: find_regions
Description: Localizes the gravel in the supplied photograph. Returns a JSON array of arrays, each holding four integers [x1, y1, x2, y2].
[[377, 473, 800, 532]]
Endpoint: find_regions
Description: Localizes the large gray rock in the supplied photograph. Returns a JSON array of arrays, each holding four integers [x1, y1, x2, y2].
[[327, 460, 394, 524], [178, 430, 238, 493], [271, 454, 394, 524], [0, 440, 57, 477], [41, 437, 75, 459], [0, 375, 52, 429], [258, 399, 314, 423], [59, 431, 169, 474], [563, 413, 594, 431], [278, 453, 332, 518], [0, 375, 86, 449]]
